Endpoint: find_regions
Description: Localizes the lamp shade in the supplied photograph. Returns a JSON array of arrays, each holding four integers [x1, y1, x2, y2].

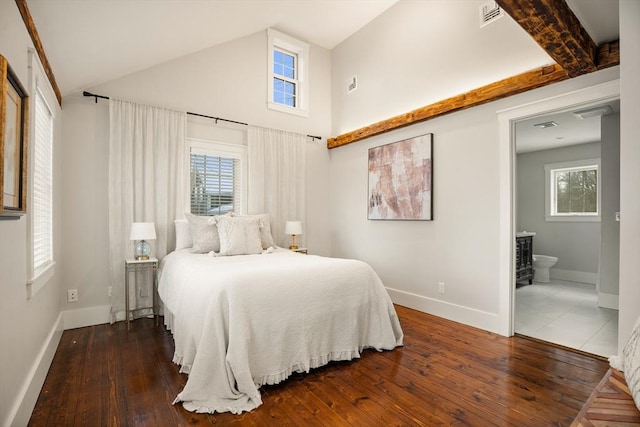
[[285, 221, 303, 235], [129, 222, 157, 241]]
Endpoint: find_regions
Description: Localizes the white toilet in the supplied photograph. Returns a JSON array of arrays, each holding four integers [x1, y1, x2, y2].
[[532, 255, 558, 283]]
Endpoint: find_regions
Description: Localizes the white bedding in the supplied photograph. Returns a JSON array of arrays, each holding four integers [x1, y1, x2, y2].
[[158, 248, 403, 414]]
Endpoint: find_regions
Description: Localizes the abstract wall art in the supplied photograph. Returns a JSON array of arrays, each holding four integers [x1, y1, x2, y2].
[[368, 133, 433, 220]]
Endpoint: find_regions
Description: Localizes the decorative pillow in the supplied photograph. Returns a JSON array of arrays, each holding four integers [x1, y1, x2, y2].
[[232, 213, 276, 249], [185, 213, 220, 253], [216, 216, 263, 256], [622, 315, 640, 410], [174, 219, 193, 250]]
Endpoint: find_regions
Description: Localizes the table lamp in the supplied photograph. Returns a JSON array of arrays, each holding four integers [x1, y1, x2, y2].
[[285, 221, 303, 250], [130, 222, 156, 260]]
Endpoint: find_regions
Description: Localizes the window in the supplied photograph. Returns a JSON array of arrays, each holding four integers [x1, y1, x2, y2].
[[545, 158, 601, 222], [187, 139, 247, 216], [26, 49, 57, 299], [273, 48, 297, 107], [267, 29, 309, 117], [33, 89, 54, 269]]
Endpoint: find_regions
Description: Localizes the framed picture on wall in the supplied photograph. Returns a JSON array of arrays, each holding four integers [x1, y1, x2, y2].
[[368, 133, 433, 221], [0, 54, 29, 218]]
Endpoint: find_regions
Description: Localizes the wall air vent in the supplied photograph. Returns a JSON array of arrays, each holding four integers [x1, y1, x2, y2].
[[347, 75, 358, 94], [480, 1, 504, 27]]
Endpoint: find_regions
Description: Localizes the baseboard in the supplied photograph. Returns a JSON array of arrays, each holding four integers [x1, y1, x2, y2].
[[5, 313, 63, 427], [62, 305, 111, 330], [550, 268, 598, 285], [598, 292, 619, 310], [386, 287, 503, 336]]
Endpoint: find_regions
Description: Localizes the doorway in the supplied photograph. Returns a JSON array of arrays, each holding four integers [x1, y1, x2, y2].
[[512, 101, 620, 357], [497, 80, 621, 354]]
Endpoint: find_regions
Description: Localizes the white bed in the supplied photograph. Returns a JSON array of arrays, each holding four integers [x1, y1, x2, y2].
[[158, 248, 404, 414]]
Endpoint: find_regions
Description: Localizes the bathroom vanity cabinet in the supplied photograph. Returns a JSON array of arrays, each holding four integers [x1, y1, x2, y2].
[[516, 235, 533, 284]]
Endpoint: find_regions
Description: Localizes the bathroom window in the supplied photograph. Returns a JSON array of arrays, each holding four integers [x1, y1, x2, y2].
[[545, 158, 601, 222]]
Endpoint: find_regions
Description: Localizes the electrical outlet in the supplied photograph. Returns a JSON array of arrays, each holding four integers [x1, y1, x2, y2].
[[108, 286, 112, 297], [438, 282, 445, 294], [67, 289, 78, 303]]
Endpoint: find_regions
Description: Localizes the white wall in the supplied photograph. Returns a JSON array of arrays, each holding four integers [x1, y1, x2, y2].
[[517, 142, 602, 283], [329, 0, 622, 333], [618, 0, 640, 352], [60, 29, 333, 317], [0, 3, 64, 426], [599, 113, 620, 302], [330, 106, 502, 327], [330, 0, 552, 136], [59, 101, 112, 323]]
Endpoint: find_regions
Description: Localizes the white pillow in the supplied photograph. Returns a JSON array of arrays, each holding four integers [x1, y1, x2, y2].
[[232, 213, 276, 249], [174, 219, 193, 250], [185, 213, 220, 253], [216, 216, 263, 256], [622, 315, 640, 409]]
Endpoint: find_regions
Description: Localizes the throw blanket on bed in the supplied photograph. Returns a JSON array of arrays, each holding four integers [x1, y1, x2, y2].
[[158, 249, 403, 414]]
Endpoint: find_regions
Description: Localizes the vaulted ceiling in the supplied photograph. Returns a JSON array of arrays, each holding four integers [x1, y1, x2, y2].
[[20, 0, 620, 149], [23, 0, 399, 97]]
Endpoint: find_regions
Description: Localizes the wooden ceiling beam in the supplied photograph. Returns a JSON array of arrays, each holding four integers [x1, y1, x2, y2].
[[596, 40, 620, 70], [496, 0, 597, 77], [15, 0, 62, 106], [327, 64, 569, 149]]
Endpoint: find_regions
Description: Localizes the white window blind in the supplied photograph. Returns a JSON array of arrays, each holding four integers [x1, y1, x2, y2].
[[33, 88, 53, 272], [190, 152, 240, 215]]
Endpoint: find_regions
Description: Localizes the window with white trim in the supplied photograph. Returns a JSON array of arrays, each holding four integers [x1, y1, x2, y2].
[[188, 139, 247, 216], [545, 158, 601, 222], [26, 48, 57, 299], [267, 29, 309, 117]]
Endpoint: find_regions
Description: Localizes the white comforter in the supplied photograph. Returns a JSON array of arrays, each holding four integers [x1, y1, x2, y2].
[[158, 248, 403, 414]]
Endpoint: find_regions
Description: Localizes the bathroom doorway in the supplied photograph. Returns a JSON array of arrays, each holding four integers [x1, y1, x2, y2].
[[512, 99, 620, 357]]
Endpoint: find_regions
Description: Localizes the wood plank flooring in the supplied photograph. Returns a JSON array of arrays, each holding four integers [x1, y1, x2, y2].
[[571, 368, 640, 426], [28, 305, 608, 426]]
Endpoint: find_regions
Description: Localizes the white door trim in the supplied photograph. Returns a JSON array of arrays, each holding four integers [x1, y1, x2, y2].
[[496, 79, 620, 336]]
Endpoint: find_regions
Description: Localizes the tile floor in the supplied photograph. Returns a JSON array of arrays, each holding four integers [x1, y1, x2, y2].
[[515, 279, 618, 358]]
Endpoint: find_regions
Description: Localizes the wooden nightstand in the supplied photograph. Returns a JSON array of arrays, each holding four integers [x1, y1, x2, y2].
[[124, 258, 158, 330], [292, 248, 308, 254]]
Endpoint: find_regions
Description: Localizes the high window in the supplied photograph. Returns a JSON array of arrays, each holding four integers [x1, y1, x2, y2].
[[273, 48, 297, 107], [545, 159, 601, 221], [267, 29, 309, 117], [188, 139, 247, 216]]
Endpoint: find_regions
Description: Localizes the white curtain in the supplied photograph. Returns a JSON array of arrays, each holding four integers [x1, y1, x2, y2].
[[248, 126, 307, 247], [108, 99, 186, 323]]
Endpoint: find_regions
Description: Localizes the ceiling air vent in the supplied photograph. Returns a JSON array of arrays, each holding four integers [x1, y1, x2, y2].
[[573, 105, 613, 119], [480, 1, 504, 27], [533, 121, 558, 129]]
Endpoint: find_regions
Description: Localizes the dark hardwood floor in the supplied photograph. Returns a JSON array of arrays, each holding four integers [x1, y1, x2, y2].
[[28, 305, 607, 426]]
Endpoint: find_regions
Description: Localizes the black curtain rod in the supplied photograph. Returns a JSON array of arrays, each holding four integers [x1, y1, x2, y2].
[[82, 91, 322, 140]]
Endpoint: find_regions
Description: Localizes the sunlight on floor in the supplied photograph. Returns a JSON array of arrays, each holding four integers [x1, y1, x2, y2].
[[515, 279, 618, 358]]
